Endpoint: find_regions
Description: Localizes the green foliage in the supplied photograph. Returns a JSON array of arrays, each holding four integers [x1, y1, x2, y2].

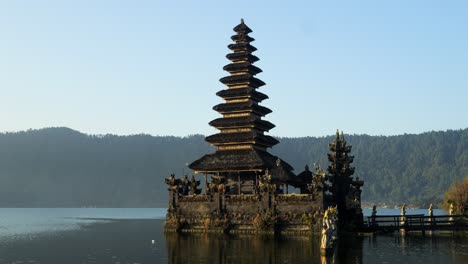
[[0, 127, 211, 207], [274, 129, 468, 207], [0, 127, 466, 207], [441, 176, 468, 214]]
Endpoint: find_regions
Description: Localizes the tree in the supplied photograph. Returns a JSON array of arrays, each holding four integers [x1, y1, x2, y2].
[[442, 176, 468, 215]]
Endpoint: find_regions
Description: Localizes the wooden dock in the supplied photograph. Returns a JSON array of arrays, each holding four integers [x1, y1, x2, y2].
[[364, 214, 468, 233]]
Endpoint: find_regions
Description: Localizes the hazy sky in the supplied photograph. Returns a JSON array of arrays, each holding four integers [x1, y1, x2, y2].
[[0, 1, 467, 137]]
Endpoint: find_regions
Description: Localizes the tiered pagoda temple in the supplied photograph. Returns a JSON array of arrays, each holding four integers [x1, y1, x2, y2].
[[326, 131, 364, 229], [189, 19, 295, 193], [164, 20, 363, 235]]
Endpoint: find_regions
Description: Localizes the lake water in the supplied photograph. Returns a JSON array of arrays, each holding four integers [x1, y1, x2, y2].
[[0, 208, 466, 263]]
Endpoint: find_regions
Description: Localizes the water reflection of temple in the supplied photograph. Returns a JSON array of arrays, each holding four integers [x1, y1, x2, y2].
[[165, 232, 363, 264], [164, 19, 364, 234], [165, 233, 319, 264]]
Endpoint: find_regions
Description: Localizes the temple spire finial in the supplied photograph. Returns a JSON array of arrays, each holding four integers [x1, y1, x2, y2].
[[241, 18, 244, 24]]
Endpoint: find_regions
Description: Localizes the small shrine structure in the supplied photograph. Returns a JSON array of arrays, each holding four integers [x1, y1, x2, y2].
[[164, 20, 363, 235]]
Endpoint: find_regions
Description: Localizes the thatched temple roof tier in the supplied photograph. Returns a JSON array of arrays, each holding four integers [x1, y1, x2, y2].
[[289, 167, 313, 188], [233, 20, 253, 33], [213, 101, 272, 116], [223, 62, 262, 75], [226, 52, 259, 63], [231, 34, 255, 42], [189, 149, 294, 179], [216, 88, 268, 102], [219, 74, 265, 88], [205, 131, 279, 147], [228, 43, 257, 52], [209, 116, 275, 131]]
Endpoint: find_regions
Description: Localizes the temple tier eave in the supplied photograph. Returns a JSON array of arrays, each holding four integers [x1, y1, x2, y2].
[[219, 74, 265, 88], [223, 63, 262, 75], [226, 52, 259, 63], [213, 101, 272, 116], [216, 88, 268, 102], [209, 117, 275, 131], [205, 131, 279, 147], [188, 149, 294, 180], [233, 21, 252, 33]]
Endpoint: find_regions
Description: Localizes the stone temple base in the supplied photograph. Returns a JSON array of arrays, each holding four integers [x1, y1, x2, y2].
[[164, 191, 325, 235]]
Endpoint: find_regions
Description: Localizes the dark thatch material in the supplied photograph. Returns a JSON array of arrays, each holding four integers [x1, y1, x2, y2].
[[233, 19, 252, 34], [231, 34, 254, 42], [189, 149, 295, 180], [205, 131, 279, 147], [213, 102, 272, 116], [219, 75, 265, 88], [228, 43, 257, 52], [226, 53, 259, 63], [223, 63, 262, 75], [216, 88, 268, 102], [289, 166, 313, 188], [209, 116, 275, 131]]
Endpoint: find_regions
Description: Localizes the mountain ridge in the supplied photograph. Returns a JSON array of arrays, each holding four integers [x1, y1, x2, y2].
[[0, 127, 466, 208]]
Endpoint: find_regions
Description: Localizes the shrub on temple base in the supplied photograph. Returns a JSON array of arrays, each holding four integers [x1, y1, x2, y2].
[[252, 209, 277, 231]]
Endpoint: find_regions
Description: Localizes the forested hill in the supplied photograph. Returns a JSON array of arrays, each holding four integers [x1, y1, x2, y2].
[[0, 127, 466, 208]]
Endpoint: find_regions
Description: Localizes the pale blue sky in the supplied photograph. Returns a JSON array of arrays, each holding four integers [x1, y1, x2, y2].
[[0, 0, 467, 137]]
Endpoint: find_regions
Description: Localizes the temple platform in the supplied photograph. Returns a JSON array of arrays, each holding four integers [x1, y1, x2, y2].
[[164, 192, 325, 235]]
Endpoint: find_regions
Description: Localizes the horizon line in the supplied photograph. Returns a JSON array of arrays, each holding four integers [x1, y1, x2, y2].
[[0, 126, 466, 139]]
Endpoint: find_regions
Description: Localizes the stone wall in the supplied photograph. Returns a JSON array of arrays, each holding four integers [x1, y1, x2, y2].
[[177, 195, 213, 217], [166, 190, 325, 234], [276, 193, 324, 215]]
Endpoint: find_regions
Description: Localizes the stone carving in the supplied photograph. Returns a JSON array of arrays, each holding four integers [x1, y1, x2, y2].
[[371, 205, 377, 227], [258, 170, 276, 194], [207, 176, 228, 194], [400, 203, 406, 226], [190, 175, 202, 195], [252, 209, 277, 232], [428, 203, 434, 224], [165, 174, 180, 193], [165, 174, 202, 196], [321, 207, 338, 255], [181, 175, 190, 195], [449, 202, 454, 223]]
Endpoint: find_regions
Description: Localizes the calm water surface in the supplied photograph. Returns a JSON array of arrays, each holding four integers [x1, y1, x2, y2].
[[0, 208, 466, 263]]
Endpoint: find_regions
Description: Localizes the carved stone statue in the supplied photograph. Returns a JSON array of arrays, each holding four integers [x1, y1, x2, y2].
[[427, 203, 434, 224], [371, 205, 377, 226], [400, 203, 406, 226], [181, 175, 190, 195], [165, 174, 180, 193], [320, 207, 337, 256], [320, 224, 332, 252], [449, 202, 454, 223], [190, 175, 202, 195], [258, 170, 275, 194], [207, 176, 228, 194]]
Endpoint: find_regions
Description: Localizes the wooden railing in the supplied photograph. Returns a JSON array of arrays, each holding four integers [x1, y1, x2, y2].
[[365, 214, 468, 231]]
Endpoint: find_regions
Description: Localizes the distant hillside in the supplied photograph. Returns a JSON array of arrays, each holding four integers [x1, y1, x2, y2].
[[0, 127, 466, 207]]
